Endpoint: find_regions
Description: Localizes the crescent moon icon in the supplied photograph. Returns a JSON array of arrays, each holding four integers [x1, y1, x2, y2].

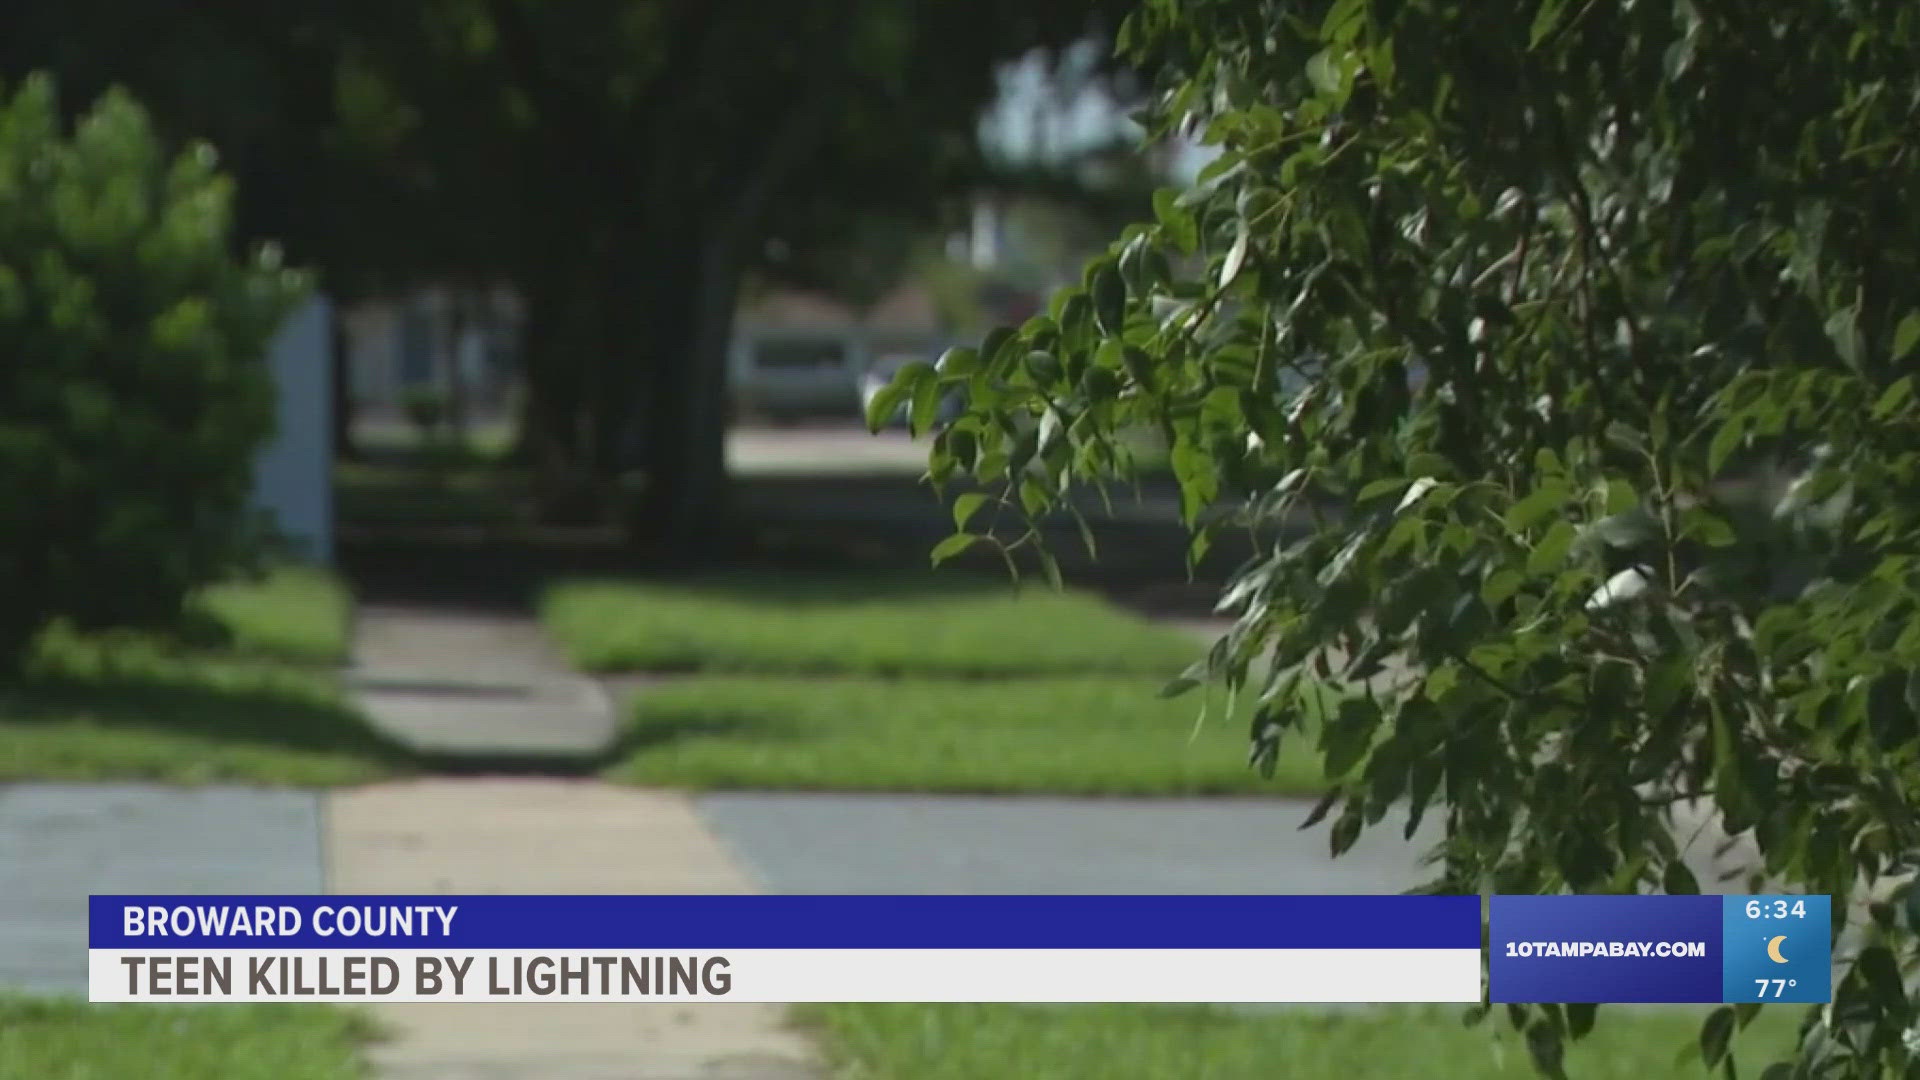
[[1767, 936, 1789, 964]]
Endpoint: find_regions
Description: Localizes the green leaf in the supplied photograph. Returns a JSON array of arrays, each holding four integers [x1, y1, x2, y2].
[[1708, 420, 1746, 476], [864, 361, 929, 432], [1874, 376, 1914, 419], [1826, 304, 1863, 367], [1526, 1019, 1567, 1080], [1153, 189, 1199, 252], [929, 533, 977, 566], [1482, 568, 1526, 607], [1681, 508, 1738, 547], [1699, 1006, 1735, 1068], [1306, 50, 1343, 97], [1321, 0, 1366, 43], [1019, 476, 1050, 516], [1530, 0, 1567, 47], [1170, 438, 1220, 525], [1527, 519, 1577, 576], [1867, 672, 1916, 750], [1160, 675, 1202, 699], [1007, 426, 1040, 478], [1858, 944, 1906, 1006], [1219, 224, 1250, 289], [1038, 407, 1064, 454], [1566, 1003, 1597, 1040], [1602, 478, 1638, 516], [909, 375, 942, 436], [1663, 859, 1700, 895], [1023, 350, 1063, 387], [1328, 808, 1363, 856], [952, 491, 989, 531], [1396, 477, 1440, 515], [1895, 311, 1920, 360], [1300, 786, 1341, 830], [935, 346, 980, 379], [1321, 697, 1379, 779], [980, 327, 1018, 365], [1358, 477, 1411, 503], [1506, 481, 1568, 531], [1036, 546, 1064, 591]]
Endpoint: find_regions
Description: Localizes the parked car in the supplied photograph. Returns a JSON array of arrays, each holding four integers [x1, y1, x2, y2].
[[732, 335, 862, 422], [858, 354, 962, 429]]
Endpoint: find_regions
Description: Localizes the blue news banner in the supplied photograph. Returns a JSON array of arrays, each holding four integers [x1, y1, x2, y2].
[[90, 895, 1482, 1003], [1490, 894, 1832, 1003], [87, 894, 1830, 1003]]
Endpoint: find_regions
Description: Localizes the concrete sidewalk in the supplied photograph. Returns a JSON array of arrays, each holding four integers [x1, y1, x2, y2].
[[0, 784, 325, 993], [327, 779, 820, 1080], [346, 604, 619, 761], [336, 605, 818, 1079]]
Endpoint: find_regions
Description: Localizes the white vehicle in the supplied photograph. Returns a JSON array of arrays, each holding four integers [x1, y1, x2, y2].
[[731, 335, 861, 421]]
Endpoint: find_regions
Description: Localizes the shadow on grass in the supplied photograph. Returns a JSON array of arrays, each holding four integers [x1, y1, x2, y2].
[[0, 665, 418, 768], [609, 566, 1023, 605], [610, 711, 805, 756]]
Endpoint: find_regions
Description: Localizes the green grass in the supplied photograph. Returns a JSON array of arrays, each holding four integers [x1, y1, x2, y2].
[[0, 996, 375, 1079], [805, 1003, 1802, 1080], [545, 571, 1202, 677], [194, 566, 354, 663], [335, 457, 526, 529], [0, 569, 412, 785], [603, 675, 1333, 795]]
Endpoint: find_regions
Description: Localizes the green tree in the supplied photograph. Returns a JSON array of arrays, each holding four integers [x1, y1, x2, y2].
[[331, 0, 1132, 547], [0, 74, 309, 669], [890, 0, 1920, 1074], [5, 1, 1134, 546]]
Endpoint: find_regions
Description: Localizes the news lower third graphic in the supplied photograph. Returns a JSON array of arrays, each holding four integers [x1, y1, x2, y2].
[[88, 894, 1483, 1003], [88, 893, 1832, 1004], [1489, 894, 1832, 1004]]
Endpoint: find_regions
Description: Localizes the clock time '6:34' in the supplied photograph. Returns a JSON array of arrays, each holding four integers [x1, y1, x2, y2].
[[1746, 899, 1807, 919]]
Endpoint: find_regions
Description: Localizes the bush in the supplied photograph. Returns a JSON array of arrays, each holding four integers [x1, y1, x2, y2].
[[0, 74, 308, 669]]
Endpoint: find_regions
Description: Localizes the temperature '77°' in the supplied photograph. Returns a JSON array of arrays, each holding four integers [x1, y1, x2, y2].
[[1756, 979, 1799, 998]]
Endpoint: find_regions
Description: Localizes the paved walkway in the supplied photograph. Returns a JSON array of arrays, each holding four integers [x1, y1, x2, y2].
[[328, 779, 819, 1080], [0, 785, 324, 994], [346, 604, 618, 761], [697, 793, 1435, 895], [335, 607, 818, 1079]]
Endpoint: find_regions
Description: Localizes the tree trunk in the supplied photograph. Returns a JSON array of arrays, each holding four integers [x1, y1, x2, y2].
[[515, 276, 599, 521], [620, 229, 743, 555], [330, 305, 356, 461]]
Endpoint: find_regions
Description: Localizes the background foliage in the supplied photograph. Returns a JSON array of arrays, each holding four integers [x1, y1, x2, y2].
[[0, 74, 307, 669], [884, 0, 1920, 1075]]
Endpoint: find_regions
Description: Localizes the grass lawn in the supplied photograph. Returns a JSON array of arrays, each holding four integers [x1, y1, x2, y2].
[[335, 456, 526, 529], [604, 676, 1336, 795], [805, 1003, 1803, 1080], [0, 996, 375, 1079], [193, 565, 354, 663], [0, 568, 411, 785], [544, 571, 1202, 677]]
